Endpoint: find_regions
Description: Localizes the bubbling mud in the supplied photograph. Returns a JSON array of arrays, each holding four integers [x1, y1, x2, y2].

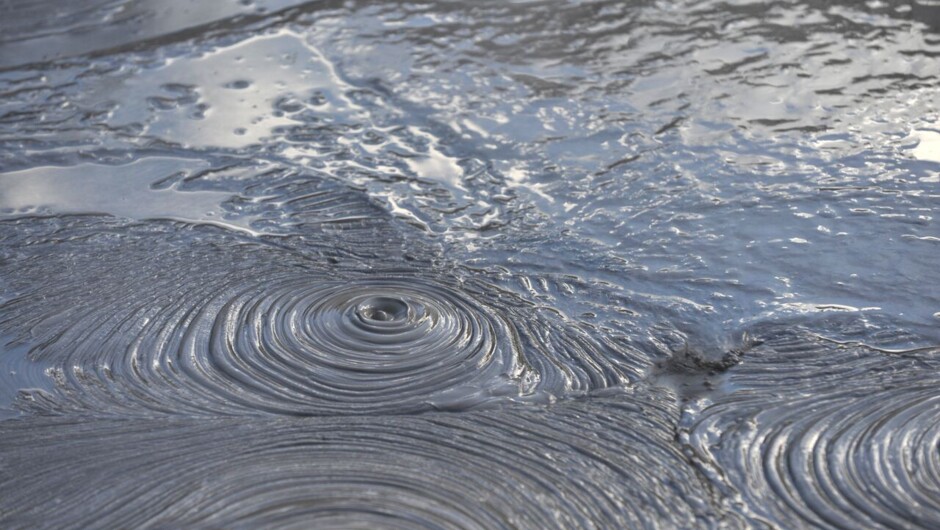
[[201, 277, 529, 414], [2, 0, 940, 527], [0, 214, 648, 418]]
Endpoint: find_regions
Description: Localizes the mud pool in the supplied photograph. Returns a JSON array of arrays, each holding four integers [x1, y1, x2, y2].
[[1, 1, 939, 528]]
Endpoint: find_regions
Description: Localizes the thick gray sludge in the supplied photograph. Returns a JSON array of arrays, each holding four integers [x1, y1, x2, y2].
[[0, 211, 642, 417], [682, 318, 940, 529], [0, 390, 736, 529], [1, 0, 939, 528]]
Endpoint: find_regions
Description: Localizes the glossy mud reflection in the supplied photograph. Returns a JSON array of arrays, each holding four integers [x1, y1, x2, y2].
[[1, 0, 939, 528]]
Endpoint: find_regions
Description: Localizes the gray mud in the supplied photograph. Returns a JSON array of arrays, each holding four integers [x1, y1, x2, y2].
[[1, 1, 938, 528]]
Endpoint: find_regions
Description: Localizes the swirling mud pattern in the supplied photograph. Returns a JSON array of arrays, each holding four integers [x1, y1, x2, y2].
[[211, 278, 523, 413], [1, 0, 940, 528], [0, 215, 638, 417], [682, 321, 940, 529], [1, 391, 721, 529]]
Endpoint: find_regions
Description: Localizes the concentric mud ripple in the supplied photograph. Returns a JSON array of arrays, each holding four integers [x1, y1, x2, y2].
[[0, 224, 528, 415], [0, 391, 736, 529], [0, 215, 652, 416], [190, 276, 528, 414], [682, 320, 940, 529]]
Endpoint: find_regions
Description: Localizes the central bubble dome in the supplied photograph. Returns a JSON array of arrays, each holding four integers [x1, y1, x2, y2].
[[355, 296, 410, 323]]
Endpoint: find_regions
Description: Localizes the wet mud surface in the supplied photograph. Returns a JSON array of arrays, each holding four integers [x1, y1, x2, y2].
[[1, 1, 939, 528]]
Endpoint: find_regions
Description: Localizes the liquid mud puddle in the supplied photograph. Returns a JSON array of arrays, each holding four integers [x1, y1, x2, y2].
[[1, 1, 939, 528]]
